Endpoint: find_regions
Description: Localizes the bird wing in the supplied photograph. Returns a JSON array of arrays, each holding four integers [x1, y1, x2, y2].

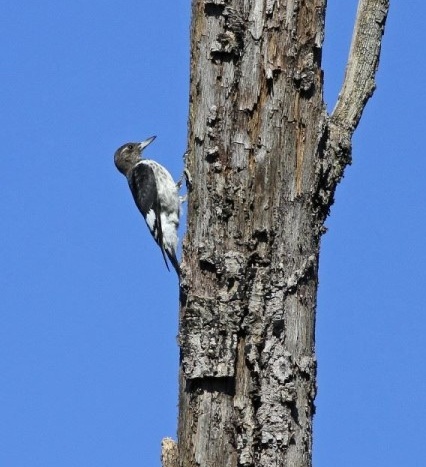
[[129, 162, 170, 271]]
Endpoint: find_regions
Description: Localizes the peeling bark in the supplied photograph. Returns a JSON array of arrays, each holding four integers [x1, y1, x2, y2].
[[174, 1, 389, 466]]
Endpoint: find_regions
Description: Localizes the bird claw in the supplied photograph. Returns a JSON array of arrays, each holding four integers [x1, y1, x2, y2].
[[183, 168, 193, 190], [177, 168, 193, 191]]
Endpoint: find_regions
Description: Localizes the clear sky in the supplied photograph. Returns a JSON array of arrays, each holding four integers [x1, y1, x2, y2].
[[1, 1, 424, 466]]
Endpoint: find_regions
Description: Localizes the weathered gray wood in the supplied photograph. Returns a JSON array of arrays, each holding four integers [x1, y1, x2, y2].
[[174, 1, 389, 466], [161, 438, 178, 467], [316, 0, 390, 220], [332, 0, 389, 131]]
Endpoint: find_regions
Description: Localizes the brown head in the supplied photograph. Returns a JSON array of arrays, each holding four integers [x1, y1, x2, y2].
[[114, 135, 156, 178]]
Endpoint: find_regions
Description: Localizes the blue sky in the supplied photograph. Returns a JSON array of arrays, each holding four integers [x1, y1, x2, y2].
[[1, 1, 424, 466]]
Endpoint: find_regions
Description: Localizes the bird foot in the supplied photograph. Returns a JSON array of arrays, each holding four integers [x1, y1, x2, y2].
[[177, 167, 193, 191]]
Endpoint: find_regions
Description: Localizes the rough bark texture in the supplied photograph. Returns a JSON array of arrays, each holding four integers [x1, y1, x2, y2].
[[161, 438, 178, 467], [171, 1, 389, 466]]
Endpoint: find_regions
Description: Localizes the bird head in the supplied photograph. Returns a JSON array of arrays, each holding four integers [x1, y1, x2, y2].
[[114, 136, 156, 178]]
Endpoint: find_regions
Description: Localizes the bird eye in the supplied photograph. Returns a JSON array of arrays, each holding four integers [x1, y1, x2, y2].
[[128, 144, 134, 150]]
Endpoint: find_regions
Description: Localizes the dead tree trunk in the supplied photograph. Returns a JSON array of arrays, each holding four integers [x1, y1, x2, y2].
[[168, 1, 389, 466]]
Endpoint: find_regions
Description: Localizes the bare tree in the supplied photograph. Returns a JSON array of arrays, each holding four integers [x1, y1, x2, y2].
[[164, 1, 390, 466]]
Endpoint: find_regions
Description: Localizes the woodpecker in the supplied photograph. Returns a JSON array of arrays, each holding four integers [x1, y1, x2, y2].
[[114, 136, 180, 275]]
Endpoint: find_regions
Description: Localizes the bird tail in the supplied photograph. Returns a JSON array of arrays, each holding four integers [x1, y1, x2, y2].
[[158, 245, 180, 277], [166, 250, 180, 277], [159, 247, 171, 272]]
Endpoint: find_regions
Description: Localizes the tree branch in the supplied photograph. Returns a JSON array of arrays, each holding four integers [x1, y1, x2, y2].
[[314, 0, 390, 217], [331, 0, 390, 132], [161, 438, 178, 467]]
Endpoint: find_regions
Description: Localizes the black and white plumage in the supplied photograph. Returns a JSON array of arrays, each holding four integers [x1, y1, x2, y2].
[[114, 136, 180, 275]]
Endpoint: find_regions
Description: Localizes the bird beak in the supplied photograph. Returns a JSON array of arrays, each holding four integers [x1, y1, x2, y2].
[[139, 136, 156, 151]]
